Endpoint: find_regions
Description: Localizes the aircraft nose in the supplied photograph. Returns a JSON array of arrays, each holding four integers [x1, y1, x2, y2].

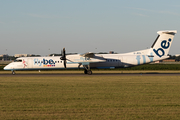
[[3, 65, 8, 70], [3, 64, 11, 70]]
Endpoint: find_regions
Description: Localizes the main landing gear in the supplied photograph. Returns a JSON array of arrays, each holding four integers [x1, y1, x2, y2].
[[84, 69, 92, 75], [84, 65, 92, 75]]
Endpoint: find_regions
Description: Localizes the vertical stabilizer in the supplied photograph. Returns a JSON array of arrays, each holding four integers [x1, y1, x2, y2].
[[149, 30, 177, 58]]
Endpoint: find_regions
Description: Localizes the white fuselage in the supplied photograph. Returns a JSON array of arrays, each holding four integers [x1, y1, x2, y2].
[[3, 52, 168, 71]]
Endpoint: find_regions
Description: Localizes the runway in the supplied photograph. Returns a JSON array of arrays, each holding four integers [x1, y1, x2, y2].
[[1, 73, 180, 77]]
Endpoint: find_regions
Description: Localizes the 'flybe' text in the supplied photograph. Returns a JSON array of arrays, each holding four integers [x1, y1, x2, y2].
[[153, 38, 171, 57], [34, 59, 55, 66]]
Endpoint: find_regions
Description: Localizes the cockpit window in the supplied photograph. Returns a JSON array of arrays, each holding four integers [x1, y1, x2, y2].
[[14, 59, 22, 62]]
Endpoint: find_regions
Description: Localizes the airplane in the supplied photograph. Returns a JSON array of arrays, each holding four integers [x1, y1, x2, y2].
[[4, 30, 177, 75]]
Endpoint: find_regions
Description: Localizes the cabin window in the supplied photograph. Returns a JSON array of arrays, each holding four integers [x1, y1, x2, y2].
[[14, 59, 22, 62]]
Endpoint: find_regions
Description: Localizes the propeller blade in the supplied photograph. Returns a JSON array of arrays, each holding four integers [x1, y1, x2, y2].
[[60, 48, 67, 69], [60, 48, 66, 60], [64, 61, 66, 69]]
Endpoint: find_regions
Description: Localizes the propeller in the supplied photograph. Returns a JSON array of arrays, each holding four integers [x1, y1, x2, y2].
[[60, 48, 66, 69]]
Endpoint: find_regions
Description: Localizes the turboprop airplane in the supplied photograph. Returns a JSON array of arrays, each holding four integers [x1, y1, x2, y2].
[[4, 30, 177, 75]]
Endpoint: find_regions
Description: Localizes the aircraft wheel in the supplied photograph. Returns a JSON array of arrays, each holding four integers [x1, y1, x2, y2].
[[87, 70, 92, 75], [84, 70, 87, 74], [12, 71, 15, 75]]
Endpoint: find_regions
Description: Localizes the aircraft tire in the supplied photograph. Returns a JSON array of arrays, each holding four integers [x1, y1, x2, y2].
[[87, 70, 92, 75], [84, 70, 88, 74], [12, 71, 15, 75]]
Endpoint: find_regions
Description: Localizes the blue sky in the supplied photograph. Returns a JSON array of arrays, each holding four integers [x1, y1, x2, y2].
[[1, 0, 180, 56]]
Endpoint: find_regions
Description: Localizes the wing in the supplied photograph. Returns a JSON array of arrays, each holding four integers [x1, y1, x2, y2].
[[67, 52, 106, 65], [79, 52, 95, 58]]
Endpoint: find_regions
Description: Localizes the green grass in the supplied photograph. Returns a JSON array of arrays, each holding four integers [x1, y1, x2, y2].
[[1, 76, 180, 119]]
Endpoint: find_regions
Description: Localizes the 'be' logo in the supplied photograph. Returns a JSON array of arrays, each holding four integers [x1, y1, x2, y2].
[[153, 38, 171, 57]]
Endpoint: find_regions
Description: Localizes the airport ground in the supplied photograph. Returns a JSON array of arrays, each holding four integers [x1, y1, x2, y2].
[[1, 62, 180, 119], [1, 70, 180, 119]]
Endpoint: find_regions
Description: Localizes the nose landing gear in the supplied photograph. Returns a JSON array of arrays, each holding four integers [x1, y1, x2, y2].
[[12, 70, 15, 75]]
